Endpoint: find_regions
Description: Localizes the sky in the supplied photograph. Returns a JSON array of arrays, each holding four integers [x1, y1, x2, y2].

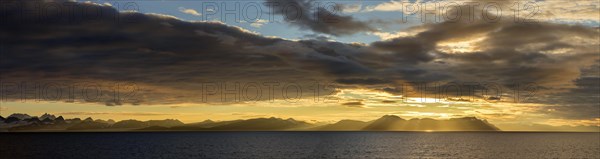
[[0, 0, 599, 131]]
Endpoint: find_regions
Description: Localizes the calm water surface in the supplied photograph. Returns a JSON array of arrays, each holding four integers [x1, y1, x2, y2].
[[1, 132, 598, 159]]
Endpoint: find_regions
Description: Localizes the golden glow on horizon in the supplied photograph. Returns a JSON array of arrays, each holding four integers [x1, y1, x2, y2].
[[0, 87, 598, 131]]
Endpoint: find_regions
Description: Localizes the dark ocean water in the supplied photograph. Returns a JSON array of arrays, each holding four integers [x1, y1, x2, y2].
[[0, 132, 598, 159]]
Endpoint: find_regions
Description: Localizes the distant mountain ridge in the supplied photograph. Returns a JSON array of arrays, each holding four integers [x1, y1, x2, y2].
[[361, 115, 499, 131], [163, 117, 312, 131], [8, 113, 31, 120], [144, 115, 499, 131], [68, 119, 184, 130], [311, 115, 499, 131], [312, 120, 371, 131], [1, 113, 184, 131], [1, 113, 500, 132]]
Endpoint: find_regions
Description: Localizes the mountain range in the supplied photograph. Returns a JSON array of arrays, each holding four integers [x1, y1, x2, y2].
[[0, 113, 500, 132]]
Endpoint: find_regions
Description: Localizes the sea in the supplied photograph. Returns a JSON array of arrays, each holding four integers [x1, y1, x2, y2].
[[1, 132, 598, 159]]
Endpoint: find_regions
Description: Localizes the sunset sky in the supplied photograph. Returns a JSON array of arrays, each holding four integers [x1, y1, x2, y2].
[[0, 0, 599, 131]]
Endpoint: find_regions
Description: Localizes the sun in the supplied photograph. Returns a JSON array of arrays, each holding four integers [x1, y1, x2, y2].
[[436, 37, 485, 53]]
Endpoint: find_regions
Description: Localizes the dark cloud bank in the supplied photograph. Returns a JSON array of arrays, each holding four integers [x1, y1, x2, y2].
[[0, 0, 598, 121], [264, 0, 376, 36]]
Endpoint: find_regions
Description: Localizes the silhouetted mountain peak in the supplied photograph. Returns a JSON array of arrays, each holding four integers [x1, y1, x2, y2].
[[54, 116, 66, 124], [207, 117, 312, 130], [112, 119, 145, 128], [42, 118, 54, 123], [67, 118, 82, 124], [313, 120, 370, 131], [8, 113, 31, 120], [4, 117, 20, 123], [380, 115, 404, 120], [363, 116, 500, 131], [83, 117, 94, 122], [94, 119, 110, 124], [145, 119, 184, 127], [337, 119, 364, 124], [40, 113, 56, 120], [363, 115, 406, 130]]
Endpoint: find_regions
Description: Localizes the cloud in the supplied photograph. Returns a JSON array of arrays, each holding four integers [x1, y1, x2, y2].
[[381, 100, 396, 103], [363, 0, 600, 24], [370, 2, 598, 121], [342, 101, 365, 108], [338, 3, 362, 13], [363, 0, 406, 12], [1, 0, 598, 124], [249, 19, 268, 28], [526, 62, 600, 120], [0, 0, 376, 105], [530, 0, 600, 23], [264, 0, 376, 36], [335, 78, 391, 85], [371, 30, 420, 41], [178, 7, 201, 16], [369, 3, 600, 88]]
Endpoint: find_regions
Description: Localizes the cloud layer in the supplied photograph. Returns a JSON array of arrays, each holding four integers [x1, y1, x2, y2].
[[264, 0, 376, 36], [1, 0, 598, 123]]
